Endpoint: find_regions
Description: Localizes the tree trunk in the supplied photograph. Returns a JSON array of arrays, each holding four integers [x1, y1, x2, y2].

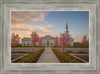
[[33, 46, 34, 51], [14, 46, 15, 52], [63, 47, 64, 52], [84, 47, 85, 52]]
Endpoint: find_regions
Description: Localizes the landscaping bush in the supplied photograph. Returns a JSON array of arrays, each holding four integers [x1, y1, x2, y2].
[[15, 49, 44, 63], [67, 51, 72, 52], [16, 51, 28, 53], [52, 49, 82, 63], [78, 51, 84, 54]]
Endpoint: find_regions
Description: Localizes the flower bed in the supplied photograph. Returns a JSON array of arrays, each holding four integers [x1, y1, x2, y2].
[[13, 49, 44, 63], [52, 49, 84, 63]]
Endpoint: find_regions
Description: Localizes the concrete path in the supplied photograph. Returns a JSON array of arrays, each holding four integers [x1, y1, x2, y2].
[[37, 47, 60, 63]]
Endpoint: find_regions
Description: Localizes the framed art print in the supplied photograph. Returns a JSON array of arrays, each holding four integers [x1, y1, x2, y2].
[[11, 11, 89, 63], [0, 0, 100, 74]]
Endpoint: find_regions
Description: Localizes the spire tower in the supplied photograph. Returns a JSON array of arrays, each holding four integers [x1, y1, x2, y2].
[[66, 20, 68, 29], [65, 20, 69, 35]]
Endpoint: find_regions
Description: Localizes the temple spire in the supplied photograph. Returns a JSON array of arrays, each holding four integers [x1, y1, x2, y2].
[[66, 20, 68, 29], [65, 20, 69, 35]]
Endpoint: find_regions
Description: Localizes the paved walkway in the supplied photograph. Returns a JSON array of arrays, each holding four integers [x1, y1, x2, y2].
[[37, 47, 60, 63]]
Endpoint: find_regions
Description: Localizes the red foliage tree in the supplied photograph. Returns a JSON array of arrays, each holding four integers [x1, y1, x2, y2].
[[59, 33, 70, 51], [38, 37, 42, 46], [54, 36, 58, 47], [31, 32, 39, 50], [82, 35, 89, 47], [11, 33, 20, 52]]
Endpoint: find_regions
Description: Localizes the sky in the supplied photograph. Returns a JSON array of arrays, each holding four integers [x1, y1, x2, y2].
[[11, 11, 89, 42]]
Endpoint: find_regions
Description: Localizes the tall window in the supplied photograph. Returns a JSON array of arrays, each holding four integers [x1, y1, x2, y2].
[[27, 43, 29, 46], [51, 43, 52, 46], [47, 40, 49, 46], [44, 43, 45, 46], [24, 43, 26, 46]]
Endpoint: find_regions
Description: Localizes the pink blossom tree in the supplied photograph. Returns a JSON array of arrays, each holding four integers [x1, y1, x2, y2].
[[81, 35, 89, 47], [59, 33, 70, 51], [11, 33, 20, 52], [38, 37, 42, 46], [31, 32, 39, 50], [54, 36, 58, 47]]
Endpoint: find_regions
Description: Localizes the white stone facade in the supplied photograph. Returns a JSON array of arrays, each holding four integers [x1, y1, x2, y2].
[[42, 35, 54, 46], [21, 35, 54, 46], [21, 38, 32, 46], [21, 35, 74, 46]]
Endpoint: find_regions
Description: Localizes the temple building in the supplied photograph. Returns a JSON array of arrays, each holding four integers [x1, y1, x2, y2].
[[21, 35, 54, 46], [21, 20, 74, 46]]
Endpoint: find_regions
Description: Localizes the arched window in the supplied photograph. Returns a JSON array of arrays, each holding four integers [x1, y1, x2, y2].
[[44, 43, 45, 46], [47, 40, 49, 46], [24, 43, 26, 46], [27, 43, 29, 46], [51, 43, 52, 46]]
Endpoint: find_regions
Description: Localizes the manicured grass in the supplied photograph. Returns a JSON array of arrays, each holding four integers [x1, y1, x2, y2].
[[12, 51, 28, 53], [11, 46, 45, 48], [11, 46, 89, 48], [51, 45, 89, 48], [78, 51, 84, 54], [52, 49, 83, 63], [67, 46, 89, 48], [51, 46, 61, 48], [13, 49, 44, 63], [67, 51, 72, 52], [66, 51, 89, 54]]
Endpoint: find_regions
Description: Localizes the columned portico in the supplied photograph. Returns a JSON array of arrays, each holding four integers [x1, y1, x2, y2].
[[42, 35, 54, 46]]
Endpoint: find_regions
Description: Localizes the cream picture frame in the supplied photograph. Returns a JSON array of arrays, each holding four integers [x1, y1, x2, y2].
[[0, 0, 100, 74]]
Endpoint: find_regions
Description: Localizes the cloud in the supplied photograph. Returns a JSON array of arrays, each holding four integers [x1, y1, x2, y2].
[[11, 22, 58, 42], [11, 11, 61, 42], [11, 28, 29, 31], [36, 24, 58, 37], [11, 11, 49, 25]]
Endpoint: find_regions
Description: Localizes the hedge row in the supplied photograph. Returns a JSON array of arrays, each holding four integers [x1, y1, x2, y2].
[[15, 49, 44, 63], [52, 49, 83, 63], [11, 46, 45, 48]]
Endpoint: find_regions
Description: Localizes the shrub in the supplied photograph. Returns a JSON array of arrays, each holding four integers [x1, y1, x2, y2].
[[15, 49, 44, 63], [70, 59, 78, 63], [17, 51, 28, 53], [52, 49, 81, 63], [21, 58, 30, 62], [67, 51, 72, 52], [78, 51, 84, 54]]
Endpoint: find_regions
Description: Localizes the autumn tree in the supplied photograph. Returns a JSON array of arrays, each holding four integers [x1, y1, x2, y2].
[[38, 37, 42, 46], [59, 33, 70, 51], [81, 35, 89, 47], [11, 33, 20, 52], [54, 36, 58, 47], [31, 32, 39, 50]]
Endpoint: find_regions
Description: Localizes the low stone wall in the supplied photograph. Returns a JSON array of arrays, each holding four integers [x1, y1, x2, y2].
[[11, 47, 89, 52], [11, 48, 42, 52], [53, 48, 89, 52]]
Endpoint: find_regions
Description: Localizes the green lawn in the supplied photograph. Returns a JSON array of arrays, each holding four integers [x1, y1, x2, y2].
[[12, 51, 28, 53], [11, 46, 88, 48], [11, 46, 45, 48]]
